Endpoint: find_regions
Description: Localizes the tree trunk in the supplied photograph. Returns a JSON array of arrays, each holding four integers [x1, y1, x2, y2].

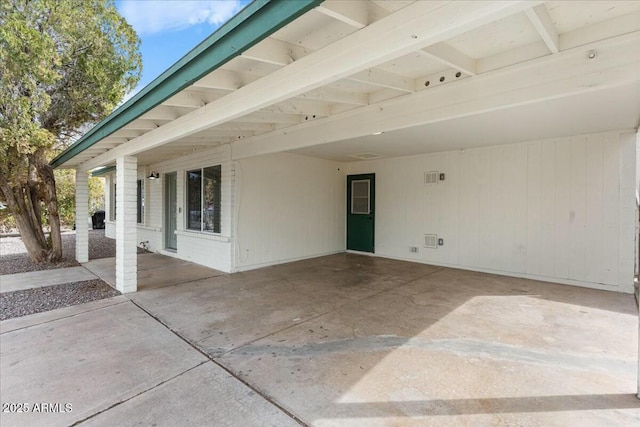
[[0, 177, 49, 263], [12, 208, 49, 262], [31, 151, 63, 261], [26, 166, 47, 248]]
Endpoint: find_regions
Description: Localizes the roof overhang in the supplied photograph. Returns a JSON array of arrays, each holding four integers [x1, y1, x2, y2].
[[53, 0, 640, 171], [89, 166, 116, 177], [51, 0, 322, 169]]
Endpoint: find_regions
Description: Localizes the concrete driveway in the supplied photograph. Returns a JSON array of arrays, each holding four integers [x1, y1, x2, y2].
[[1, 253, 638, 426]]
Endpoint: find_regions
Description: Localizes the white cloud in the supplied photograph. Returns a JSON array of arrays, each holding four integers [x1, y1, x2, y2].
[[119, 1, 244, 36]]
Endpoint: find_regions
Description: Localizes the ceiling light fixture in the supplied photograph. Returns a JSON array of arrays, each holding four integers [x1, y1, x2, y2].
[[148, 171, 159, 180], [587, 50, 597, 60], [372, 131, 384, 135]]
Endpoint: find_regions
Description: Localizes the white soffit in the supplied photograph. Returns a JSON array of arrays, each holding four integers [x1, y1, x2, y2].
[[447, 11, 542, 59], [270, 8, 360, 50], [290, 82, 640, 162], [75, 1, 640, 171], [546, 0, 640, 34]]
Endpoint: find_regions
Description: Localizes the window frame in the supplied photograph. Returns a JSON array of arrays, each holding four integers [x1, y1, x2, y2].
[[110, 181, 116, 221], [136, 179, 144, 224], [185, 165, 221, 234], [350, 179, 370, 215]]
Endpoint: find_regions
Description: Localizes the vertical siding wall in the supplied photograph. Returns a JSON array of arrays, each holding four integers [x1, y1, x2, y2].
[[135, 165, 162, 251], [345, 130, 637, 293], [133, 145, 234, 272], [636, 132, 640, 277], [234, 152, 345, 271]]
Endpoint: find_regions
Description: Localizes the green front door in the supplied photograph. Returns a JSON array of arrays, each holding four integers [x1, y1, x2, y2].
[[347, 174, 375, 253]]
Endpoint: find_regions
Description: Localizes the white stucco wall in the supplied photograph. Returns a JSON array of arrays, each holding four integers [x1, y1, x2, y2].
[[345, 130, 637, 293], [233, 152, 345, 271]]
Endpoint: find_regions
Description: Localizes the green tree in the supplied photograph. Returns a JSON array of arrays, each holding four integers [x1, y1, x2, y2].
[[54, 170, 105, 227], [0, 170, 104, 232], [0, 0, 141, 262]]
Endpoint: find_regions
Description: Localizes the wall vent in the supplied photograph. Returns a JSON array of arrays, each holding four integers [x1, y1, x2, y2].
[[424, 234, 438, 249], [424, 171, 438, 184], [410, 246, 419, 253]]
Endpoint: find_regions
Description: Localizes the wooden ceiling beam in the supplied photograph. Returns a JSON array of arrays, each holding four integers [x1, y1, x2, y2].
[[316, 0, 369, 29], [525, 4, 559, 54], [81, 1, 540, 170]]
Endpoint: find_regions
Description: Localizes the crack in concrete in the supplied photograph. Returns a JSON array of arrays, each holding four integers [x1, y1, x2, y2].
[[72, 361, 208, 426], [125, 298, 309, 427]]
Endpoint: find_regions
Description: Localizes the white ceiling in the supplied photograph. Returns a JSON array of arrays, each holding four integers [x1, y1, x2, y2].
[[290, 82, 640, 162], [546, 1, 640, 33], [65, 1, 640, 170]]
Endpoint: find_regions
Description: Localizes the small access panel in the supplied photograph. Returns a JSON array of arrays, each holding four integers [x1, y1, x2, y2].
[[347, 173, 375, 253]]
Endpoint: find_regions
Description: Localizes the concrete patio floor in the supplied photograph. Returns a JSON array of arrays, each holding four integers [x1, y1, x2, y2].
[[1, 253, 638, 426]]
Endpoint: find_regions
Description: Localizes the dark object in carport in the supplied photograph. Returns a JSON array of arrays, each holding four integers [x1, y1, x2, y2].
[[92, 210, 105, 229]]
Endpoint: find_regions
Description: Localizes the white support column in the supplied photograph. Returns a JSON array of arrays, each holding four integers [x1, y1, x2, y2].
[[116, 156, 138, 293], [636, 130, 640, 400], [75, 169, 89, 263]]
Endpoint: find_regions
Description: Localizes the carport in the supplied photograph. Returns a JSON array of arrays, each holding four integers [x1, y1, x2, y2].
[[2, 253, 637, 425], [128, 253, 639, 425], [47, 0, 640, 407]]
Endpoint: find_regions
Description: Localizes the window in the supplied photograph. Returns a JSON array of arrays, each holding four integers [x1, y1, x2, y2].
[[351, 180, 370, 214], [186, 165, 221, 233], [136, 179, 144, 224], [110, 180, 143, 223], [110, 182, 116, 221]]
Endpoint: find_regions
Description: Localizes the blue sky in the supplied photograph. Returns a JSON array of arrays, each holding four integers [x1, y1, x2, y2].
[[115, 0, 252, 99]]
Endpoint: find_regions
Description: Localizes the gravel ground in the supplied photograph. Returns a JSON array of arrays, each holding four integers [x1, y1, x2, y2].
[[0, 280, 120, 321], [0, 229, 145, 275], [0, 229, 142, 321]]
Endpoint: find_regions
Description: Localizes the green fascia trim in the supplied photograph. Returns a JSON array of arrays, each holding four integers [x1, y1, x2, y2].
[[51, 0, 323, 169], [90, 166, 116, 177]]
